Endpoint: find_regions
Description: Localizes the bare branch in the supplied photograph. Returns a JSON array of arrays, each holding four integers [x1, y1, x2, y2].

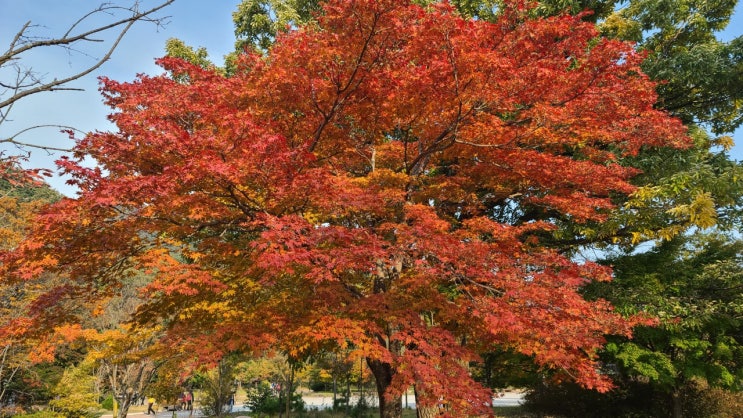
[[1, 2, 174, 66], [0, 1, 175, 111], [6, 21, 32, 56], [1, 124, 86, 153], [0, 1, 176, 181]]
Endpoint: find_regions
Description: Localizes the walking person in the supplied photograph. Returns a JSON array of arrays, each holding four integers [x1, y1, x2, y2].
[[184, 390, 193, 412], [189, 389, 196, 415], [147, 396, 156, 415]]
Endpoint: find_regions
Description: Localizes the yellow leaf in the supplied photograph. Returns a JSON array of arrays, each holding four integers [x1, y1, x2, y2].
[[713, 135, 735, 151], [688, 192, 717, 229]]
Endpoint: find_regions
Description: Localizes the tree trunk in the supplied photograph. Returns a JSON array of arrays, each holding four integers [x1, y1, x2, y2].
[[414, 385, 439, 418], [417, 406, 439, 418], [115, 391, 136, 418], [332, 375, 337, 407], [346, 372, 352, 416], [285, 366, 295, 418], [116, 399, 131, 418], [672, 389, 683, 418], [367, 358, 402, 418]]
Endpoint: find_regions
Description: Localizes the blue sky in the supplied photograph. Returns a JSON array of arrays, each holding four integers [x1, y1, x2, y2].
[[1, 0, 741, 196]]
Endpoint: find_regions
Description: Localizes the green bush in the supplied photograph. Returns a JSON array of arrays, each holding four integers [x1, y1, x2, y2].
[[348, 393, 370, 418], [48, 360, 99, 418], [245, 383, 283, 414], [309, 380, 332, 392], [100, 395, 114, 410], [332, 394, 351, 411], [244, 382, 306, 415], [280, 390, 306, 414]]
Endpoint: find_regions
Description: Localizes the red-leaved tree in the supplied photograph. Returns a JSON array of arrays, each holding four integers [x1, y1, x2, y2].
[[3, 1, 689, 416]]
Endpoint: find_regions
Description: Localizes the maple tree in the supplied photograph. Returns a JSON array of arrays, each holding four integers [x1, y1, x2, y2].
[[88, 326, 160, 418], [48, 357, 100, 418], [172, 3, 743, 413], [3, 0, 691, 416], [0, 177, 61, 413]]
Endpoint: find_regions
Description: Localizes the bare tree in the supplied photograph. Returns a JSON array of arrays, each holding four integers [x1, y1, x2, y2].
[[0, 1, 175, 180]]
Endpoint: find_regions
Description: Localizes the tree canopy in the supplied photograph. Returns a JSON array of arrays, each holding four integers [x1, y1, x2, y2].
[[178, 0, 742, 247]]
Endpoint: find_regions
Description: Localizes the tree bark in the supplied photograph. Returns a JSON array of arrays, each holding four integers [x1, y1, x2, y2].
[[332, 375, 337, 407], [414, 385, 439, 418], [672, 389, 683, 418], [367, 358, 402, 418], [285, 365, 295, 418], [116, 396, 132, 418], [417, 406, 439, 418]]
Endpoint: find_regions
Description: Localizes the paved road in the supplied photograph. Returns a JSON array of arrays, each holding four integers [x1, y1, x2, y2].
[[100, 391, 524, 417], [492, 391, 525, 407], [101, 409, 204, 418], [299, 391, 525, 409]]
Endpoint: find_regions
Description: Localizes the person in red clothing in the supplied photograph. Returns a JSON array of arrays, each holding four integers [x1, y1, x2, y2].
[[184, 391, 193, 411]]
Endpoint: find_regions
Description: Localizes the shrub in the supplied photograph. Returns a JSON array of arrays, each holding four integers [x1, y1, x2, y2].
[[524, 378, 743, 418], [12, 411, 65, 418], [523, 380, 661, 417], [244, 382, 305, 416], [48, 361, 99, 418], [245, 383, 282, 415], [680, 378, 743, 418], [100, 395, 114, 410], [348, 393, 371, 418]]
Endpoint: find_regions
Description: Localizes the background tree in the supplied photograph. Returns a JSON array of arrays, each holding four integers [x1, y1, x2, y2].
[[592, 0, 743, 245], [600, 233, 743, 418], [146, 358, 187, 413], [601, 0, 742, 134], [528, 233, 743, 418], [306, 349, 356, 408], [232, 0, 319, 51], [48, 357, 99, 418], [199, 356, 240, 418], [519, 0, 743, 415], [242, 354, 308, 416], [87, 326, 159, 418], [1, 173, 161, 418], [0, 175, 60, 414], [81, 268, 163, 418]]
